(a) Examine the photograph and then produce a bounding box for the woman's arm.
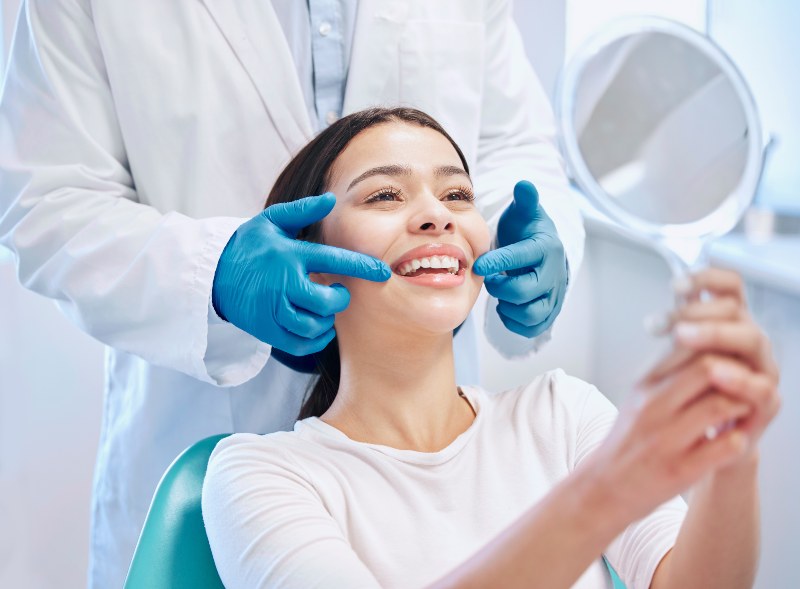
[434,268,779,589]
[653,455,759,589]
[427,456,634,589]
[649,270,780,589]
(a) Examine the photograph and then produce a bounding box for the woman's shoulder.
[480,368,612,420]
[206,430,314,483]
[210,430,297,455]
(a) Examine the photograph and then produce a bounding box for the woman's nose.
[409,197,455,235]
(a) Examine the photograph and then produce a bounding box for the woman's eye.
[443,190,475,202]
[366,190,401,203]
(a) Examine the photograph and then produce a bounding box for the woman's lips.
[391,243,468,288]
[396,267,466,288]
[391,243,467,272]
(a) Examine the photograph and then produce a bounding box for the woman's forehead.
[331,122,466,187]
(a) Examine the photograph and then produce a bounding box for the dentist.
[0,1,584,587]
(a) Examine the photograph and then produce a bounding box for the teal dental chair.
[124,433,626,589]
[124,433,231,589]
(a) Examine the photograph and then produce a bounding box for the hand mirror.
[556,17,764,279]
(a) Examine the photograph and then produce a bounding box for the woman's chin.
[396,308,471,336]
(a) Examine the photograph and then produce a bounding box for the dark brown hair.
[265,107,470,420]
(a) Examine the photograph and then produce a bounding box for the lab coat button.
[319,22,332,36]
[326,111,339,125]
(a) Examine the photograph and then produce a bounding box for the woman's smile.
[391,242,468,288]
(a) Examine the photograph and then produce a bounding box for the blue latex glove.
[212,192,391,356]
[473,180,568,339]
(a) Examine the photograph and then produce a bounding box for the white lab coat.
[0,0,584,586]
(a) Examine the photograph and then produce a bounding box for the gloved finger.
[483,272,549,305]
[472,238,545,276]
[263,192,336,236]
[271,326,337,357]
[496,308,552,339]
[510,180,541,218]
[496,294,554,328]
[288,280,351,316]
[304,242,391,282]
[276,300,335,339]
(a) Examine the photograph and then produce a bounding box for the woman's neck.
[319,324,475,452]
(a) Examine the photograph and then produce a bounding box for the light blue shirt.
[271,0,358,132]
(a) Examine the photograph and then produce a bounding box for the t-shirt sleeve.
[201,434,382,589]
[567,373,688,589]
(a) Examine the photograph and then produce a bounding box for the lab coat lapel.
[200,0,313,153]
[343,0,410,113]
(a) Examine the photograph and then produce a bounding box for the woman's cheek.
[469,216,492,259]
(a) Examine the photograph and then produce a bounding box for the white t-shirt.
[202,369,687,589]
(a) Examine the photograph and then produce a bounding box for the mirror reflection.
[574,31,749,226]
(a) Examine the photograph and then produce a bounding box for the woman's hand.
[585,268,781,524]
[668,269,780,461]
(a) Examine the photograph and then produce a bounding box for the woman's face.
[318,121,491,337]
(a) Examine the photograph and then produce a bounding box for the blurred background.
[1,0,798,587]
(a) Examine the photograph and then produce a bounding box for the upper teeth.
[397,256,460,276]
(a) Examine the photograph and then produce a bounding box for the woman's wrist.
[569,457,638,540]
[707,449,760,487]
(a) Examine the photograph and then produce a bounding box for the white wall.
[1,2,103,587]
[0,261,104,589]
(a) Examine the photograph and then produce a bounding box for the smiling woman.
[201,107,779,589]
[265,107,490,422]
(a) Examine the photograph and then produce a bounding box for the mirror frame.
[556,17,764,240]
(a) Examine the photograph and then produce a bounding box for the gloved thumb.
[510,180,540,219]
[263,192,336,235]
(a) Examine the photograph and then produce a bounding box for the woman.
[201,108,780,588]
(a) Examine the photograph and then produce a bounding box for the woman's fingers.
[678,267,747,303]
[640,353,738,417]
[666,390,752,451]
[704,359,781,437]
[641,352,780,462]
[674,320,776,376]
[646,350,777,412]
[673,296,743,323]
[679,426,750,481]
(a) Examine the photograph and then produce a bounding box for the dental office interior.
[1,0,798,587]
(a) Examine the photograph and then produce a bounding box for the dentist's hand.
[473,180,568,338]
[212,193,391,355]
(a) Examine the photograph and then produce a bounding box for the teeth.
[397,255,461,276]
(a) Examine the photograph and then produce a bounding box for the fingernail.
[674,322,701,342]
[643,312,671,336]
[671,275,693,296]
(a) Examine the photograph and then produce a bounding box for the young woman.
[202,108,780,588]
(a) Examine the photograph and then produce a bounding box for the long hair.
[265,107,470,420]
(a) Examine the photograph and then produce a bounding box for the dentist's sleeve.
[0,0,270,385]
[473,0,585,358]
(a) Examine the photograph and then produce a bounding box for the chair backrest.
[124,433,231,589]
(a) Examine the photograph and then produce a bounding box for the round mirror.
[557,18,764,271]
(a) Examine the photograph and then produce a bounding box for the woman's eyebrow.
[348,165,411,190]
[435,165,471,182]
[347,164,470,191]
